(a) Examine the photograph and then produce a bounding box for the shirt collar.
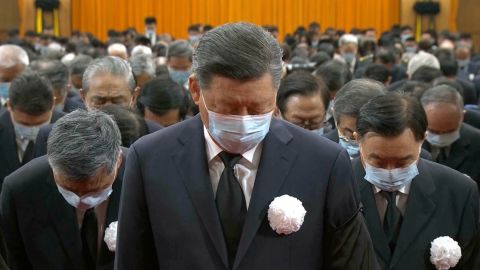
[373,181,412,195]
[203,126,260,165]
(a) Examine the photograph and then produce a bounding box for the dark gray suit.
[115,115,379,270]
[352,158,479,270]
[0,154,125,270]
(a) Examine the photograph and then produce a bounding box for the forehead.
[87,73,131,95]
[424,102,460,119]
[284,94,325,114]
[360,129,419,155]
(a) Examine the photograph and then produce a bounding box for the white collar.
[373,181,412,195]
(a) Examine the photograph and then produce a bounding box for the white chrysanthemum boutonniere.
[104,221,118,252]
[267,195,306,235]
[430,236,462,270]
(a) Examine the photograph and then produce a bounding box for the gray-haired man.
[116,22,378,270]
[0,109,125,270]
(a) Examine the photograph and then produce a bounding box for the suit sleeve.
[0,177,33,270]
[322,150,380,270]
[115,145,159,270]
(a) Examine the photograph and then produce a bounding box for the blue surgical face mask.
[57,184,113,211]
[339,136,360,159]
[310,127,325,136]
[202,92,273,154]
[169,69,191,87]
[0,82,10,101]
[426,130,460,148]
[12,119,50,141]
[342,52,356,63]
[405,46,417,54]
[364,160,419,192]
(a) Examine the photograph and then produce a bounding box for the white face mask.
[202,92,273,154]
[426,130,460,148]
[12,119,50,141]
[57,184,113,211]
[363,161,419,192]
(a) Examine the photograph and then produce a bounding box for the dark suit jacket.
[323,129,433,161]
[0,154,126,270]
[423,123,480,184]
[352,158,479,270]
[115,115,379,270]
[33,118,162,158]
[457,78,477,105]
[464,108,480,130]
[0,110,64,190]
[62,97,86,113]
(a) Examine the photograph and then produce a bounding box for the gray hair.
[107,43,128,57]
[29,59,69,91]
[193,22,283,89]
[70,54,93,77]
[333,78,386,122]
[166,40,193,61]
[0,45,29,68]
[129,54,155,78]
[82,56,136,93]
[47,109,122,181]
[420,85,464,112]
[339,34,359,46]
[407,51,440,77]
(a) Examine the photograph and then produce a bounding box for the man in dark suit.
[421,85,480,184]
[115,22,378,270]
[32,56,162,157]
[0,72,64,190]
[352,92,479,269]
[0,110,125,270]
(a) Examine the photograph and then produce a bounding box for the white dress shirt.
[373,182,411,224]
[15,136,30,162]
[203,127,263,209]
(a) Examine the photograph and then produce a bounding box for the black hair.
[276,71,329,115]
[144,17,157,25]
[9,72,53,115]
[438,58,458,77]
[313,60,352,93]
[100,104,148,147]
[357,92,427,141]
[411,66,442,83]
[137,76,187,120]
[364,64,391,84]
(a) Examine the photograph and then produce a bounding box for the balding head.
[0,45,29,82]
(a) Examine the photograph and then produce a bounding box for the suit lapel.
[352,159,391,266]
[444,136,469,170]
[172,116,229,269]
[233,119,297,270]
[390,159,437,267]
[0,112,21,171]
[45,172,86,270]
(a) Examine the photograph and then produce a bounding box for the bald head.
[0,45,29,82]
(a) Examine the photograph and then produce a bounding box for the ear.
[80,89,86,103]
[273,107,282,118]
[5,99,11,112]
[353,131,359,141]
[130,86,141,107]
[189,74,201,106]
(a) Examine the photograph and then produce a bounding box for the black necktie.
[215,152,246,267]
[381,191,402,253]
[21,140,34,165]
[436,147,448,163]
[81,208,98,269]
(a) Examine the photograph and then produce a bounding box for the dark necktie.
[215,152,246,267]
[436,147,448,163]
[21,140,34,165]
[81,208,98,269]
[381,191,402,253]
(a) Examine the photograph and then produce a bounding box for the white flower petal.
[267,195,306,235]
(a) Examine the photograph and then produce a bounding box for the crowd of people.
[0,17,479,270]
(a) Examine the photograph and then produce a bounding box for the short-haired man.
[276,71,330,135]
[116,22,378,270]
[166,40,194,87]
[129,54,155,88]
[0,110,125,270]
[0,72,63,189]
[352,92,478,269]
[421,85,480,184]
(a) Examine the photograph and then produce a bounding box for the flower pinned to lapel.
[104,221,118,252]
[430,236,462,270]
[267,195,306,235]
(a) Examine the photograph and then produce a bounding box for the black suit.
[33,118,162,158]
[323,129,433,161]
[423,123,480,184]
[0,154,125,270]
[0,110,64,190]
[352,158,479,270]
[62,97,86,113]
[464,108,480,129]
[115,115,379,270]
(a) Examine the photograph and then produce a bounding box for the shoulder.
[419,159,477,192]
[3,156,51,193]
